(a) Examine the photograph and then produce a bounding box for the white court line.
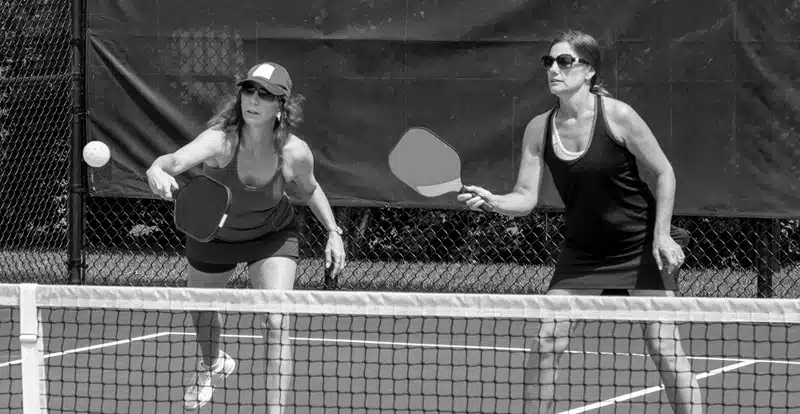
[563,349,800,366]
[559,360,757,414]
[292,336,530,352]
[287,336,800,366]
[0,332,171,369]
[3,332,795,370]
[290,333,799,412]
[0,331,790,414]
[0,331,794,413]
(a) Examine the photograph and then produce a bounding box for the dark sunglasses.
[241,84,279,101]
[541,54,591,69]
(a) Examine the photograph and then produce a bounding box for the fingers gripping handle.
[460,186,494,212]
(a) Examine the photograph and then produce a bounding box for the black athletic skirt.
[548,226,691,293]
[184,216,301,273]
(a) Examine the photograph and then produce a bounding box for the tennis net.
[0,283,798,413]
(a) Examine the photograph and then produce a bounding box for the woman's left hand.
[653,234,685,275]
[325,232,346,277]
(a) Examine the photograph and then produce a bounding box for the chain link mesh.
[0,0,72,284]
[82,198,800,298]
[1,13,798,299]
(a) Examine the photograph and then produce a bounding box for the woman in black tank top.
[457,31,702,413]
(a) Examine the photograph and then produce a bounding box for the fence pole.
[67,0,87,285]
[756,219,779,298]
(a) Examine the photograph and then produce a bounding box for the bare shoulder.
[281,134,313,164]
[601,96,638,122]
[280,134,315,182]
[194,126,230,167]
[599,97,646,145]
[196,125,228,142]
[527,111,551,131]
[522,110,553,153]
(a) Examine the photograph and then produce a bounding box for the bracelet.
[328,225,343,236]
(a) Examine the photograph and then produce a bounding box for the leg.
[523,288,601,413]
[631,289,703,414]
[187,263,235,367]
[249,256,297,414]
[184,261,237,410]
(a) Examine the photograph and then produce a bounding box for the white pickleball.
[83,141,111,168]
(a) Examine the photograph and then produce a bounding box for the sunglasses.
[541,54,591,69]
[241,84,280,101]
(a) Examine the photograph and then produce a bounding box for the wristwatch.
[328,225,344,236]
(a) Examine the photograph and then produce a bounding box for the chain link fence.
[1,5,798,298]
[0,0,73,284]
[79,198,800,298]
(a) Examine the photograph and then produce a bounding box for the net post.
[19,283,47,414]
[67,0,87,285]
[756,218,779,298]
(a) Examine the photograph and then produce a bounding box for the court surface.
[1,308,798,413]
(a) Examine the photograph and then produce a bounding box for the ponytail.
[591,84,612,97]
[590,75,612,97]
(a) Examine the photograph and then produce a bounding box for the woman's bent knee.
[535,320,573,354]
[261,313,291,333]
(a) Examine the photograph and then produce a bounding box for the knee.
[646,339,691,370]
[535,335,569,356]
[534,321,571,354]
[261,314,291,336]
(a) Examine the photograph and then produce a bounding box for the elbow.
[503,203,533,217]
[519,195,537,216]
[657,163,676,181]
[508,190,537,217]
[151,154,176,172]
[289,184,319,205]
[161,154,187,175]
[655,168,676,191]
[305,184,321,202]
[512,203,536,217]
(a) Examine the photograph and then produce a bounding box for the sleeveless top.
[542,95,657,257]
[201,134,296,243]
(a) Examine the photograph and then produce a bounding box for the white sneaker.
[184,350,236,410]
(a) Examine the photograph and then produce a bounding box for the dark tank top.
[201,134,295,243]
[543,95,657,256]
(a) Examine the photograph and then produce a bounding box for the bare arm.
[460,114,547,217]
[146,128,227,199]
[283,137,346,273]
[149,128,227,176]
[283,139,338,230]
[606,99,676,238]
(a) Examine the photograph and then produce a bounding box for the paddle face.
[173,175,232,242]
[389,127,465,197]
[388,127,493,211]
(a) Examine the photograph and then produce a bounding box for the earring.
[276,112,282,121]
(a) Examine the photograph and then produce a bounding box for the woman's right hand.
[146,166,179,201]
[457,185,496,211]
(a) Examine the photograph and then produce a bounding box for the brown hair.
[550,30,612,97]
[207,82,306,153]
